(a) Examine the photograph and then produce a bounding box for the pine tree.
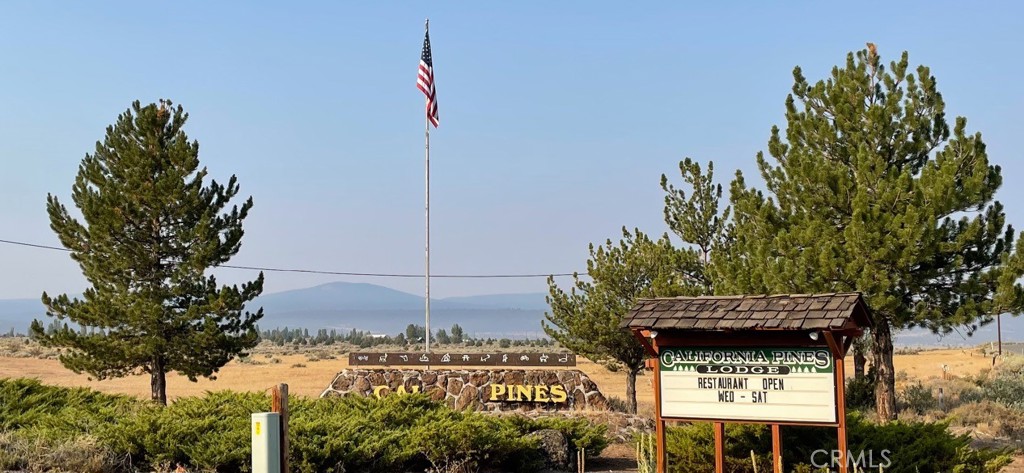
[545,159,726,414]
[31,100,264,405]
[661,158,730,294]
[715,48,1024,420]
[405,324,424,342]
[450,323,464,344]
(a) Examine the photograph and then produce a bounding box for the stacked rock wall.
[321,369,609,412]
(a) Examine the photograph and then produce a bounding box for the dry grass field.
[0,342,994,405]
[885,347,999,381]
[0,346,656,406]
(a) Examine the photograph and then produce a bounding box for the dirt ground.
[1009,457,1024,473]
[1,346,1021,471]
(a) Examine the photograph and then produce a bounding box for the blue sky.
[1,2,1023,300]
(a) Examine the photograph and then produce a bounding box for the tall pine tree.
[545,159,726,413]
[662,158,730,287]
[715,47,1024,420]
[32,100,264,404]
[544,229,685,414]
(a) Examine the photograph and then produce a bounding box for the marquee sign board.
[348,352,576,367]
[659,346,837,424]
[625,294,870,473]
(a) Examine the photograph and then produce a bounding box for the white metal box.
[251,412,281,473]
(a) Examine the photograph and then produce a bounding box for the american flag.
[417,28,439,128]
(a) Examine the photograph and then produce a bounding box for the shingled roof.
[621,293,871,332]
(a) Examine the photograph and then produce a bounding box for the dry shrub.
[948,401,1024,440]
[895,369,910,382]
[976,355,1024,409]
[897,382,937,415]
[0,337,61,359]
[305,351,326,362]
[605,396,630,413]
[995,354,1024,374]
[0,431,122,473]
[904,376,981,412]
[235,354,264,365]
[0,431,20,471]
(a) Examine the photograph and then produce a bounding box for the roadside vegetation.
[0,378,607,473]
[874,353,1024,443]
[659,414,1013,473]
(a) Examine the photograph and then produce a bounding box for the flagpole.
[424,18,432,354]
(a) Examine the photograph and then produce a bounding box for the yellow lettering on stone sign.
[486,384,568,403]
[550,385,568,403]
[396,385,421,395]
[372,383,569,403]
[373,385,421,398]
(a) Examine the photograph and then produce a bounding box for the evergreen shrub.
[0,378,607,473]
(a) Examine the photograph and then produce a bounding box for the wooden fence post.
[272,383,289,473]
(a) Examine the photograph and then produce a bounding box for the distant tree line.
[30,320,107,338]
[258,323,556,349]
[27,317,558,350]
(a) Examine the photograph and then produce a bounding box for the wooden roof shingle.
[620,293,871,332]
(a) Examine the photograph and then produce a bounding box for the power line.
[0,239,64,252]
[0,238,583,279]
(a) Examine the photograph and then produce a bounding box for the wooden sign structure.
[348,352,576,367]
[622,293,871,473]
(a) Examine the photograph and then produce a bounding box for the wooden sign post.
[623,293,872,473]
[271,384,289,473]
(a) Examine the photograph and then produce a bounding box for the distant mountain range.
[2,282,1022,345]
[250,282,550,336]
[894,316,1024,348]
[0,298,49,334]
[0,282,552,338]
